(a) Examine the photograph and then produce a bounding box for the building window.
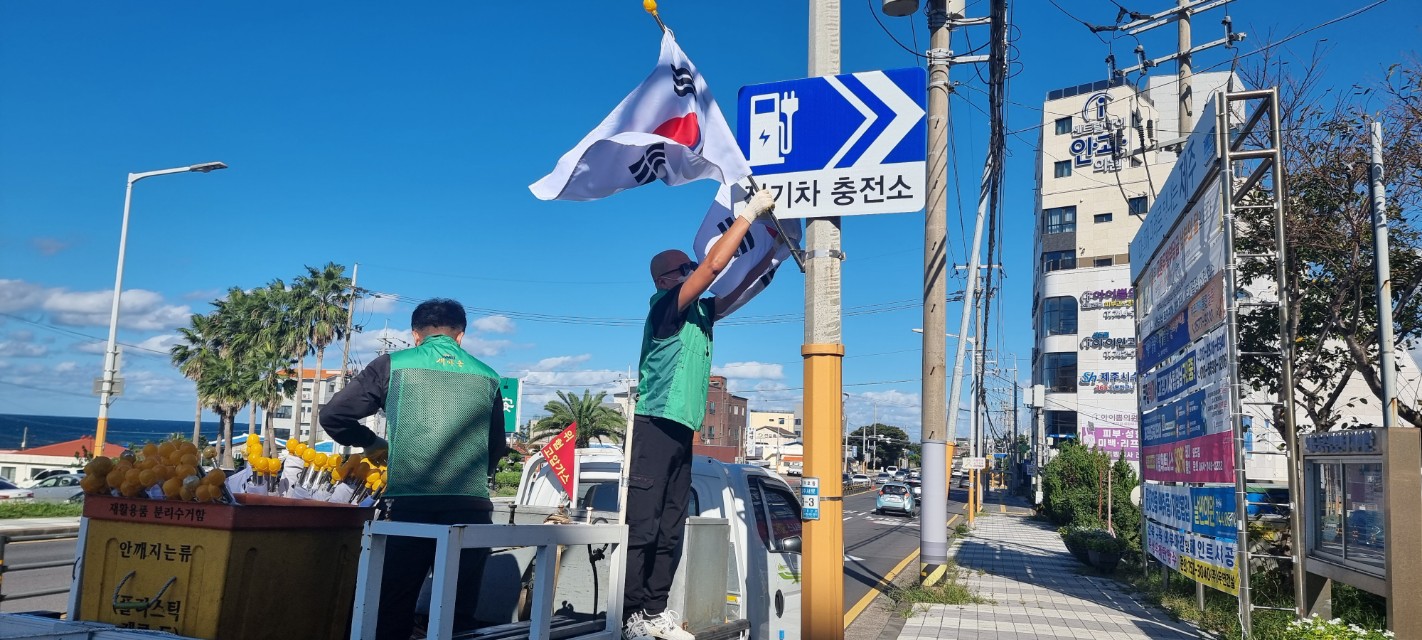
[1128,196,1148,215]
[1045,410,1078,440]
[778,418,785,424]
[1042,352,1077,393]
[1040,296,1077,336]
[1094,212,1112,223]
[1042,250,1076,272]
[1094,257,1114,267]
[1054,117,1072,135]
[1043,206,1076,234]
[1053,160,1072,178]
[709,402,716,415]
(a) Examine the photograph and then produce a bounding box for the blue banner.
[1139,309,1190,373]
[1142,389,1207,447]
[1190,486,1237,540]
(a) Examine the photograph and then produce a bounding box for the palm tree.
[197,349,252,468]
[265,279,314,444]
[170,313,220,444]
[295,262,355,444]
[531,390,626,447]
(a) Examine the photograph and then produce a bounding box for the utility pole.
[1370,121,1399,429]
[802,1,845,637]
[1176,0,1192,136]
[338,263,359,385]
[915,0,959,582]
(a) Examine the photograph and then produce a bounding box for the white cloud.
[0,340,47,357]
[0,279,49,313]
[528,354,593,371]
[462,336,513,357]
[55,361,78,373]
[134,333,182,355]
[43,288,191,330]
[472,315,515,334]
[713,361,785,381]
[74,341,108,355]
[358,293,398,315]
[31,237,69,256]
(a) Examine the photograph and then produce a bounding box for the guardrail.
[0,532,79,608]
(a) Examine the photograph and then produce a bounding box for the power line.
[0,312,170,355]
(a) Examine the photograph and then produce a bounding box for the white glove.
[737,188,776,224]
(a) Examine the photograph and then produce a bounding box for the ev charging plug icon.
[748,91,798,166]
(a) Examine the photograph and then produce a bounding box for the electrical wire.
[867,0,927,59]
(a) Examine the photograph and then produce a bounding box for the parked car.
[30,473,85,503]
[874,472,892,485]
[905,478,922,499]
[908,469,921,480]
[850,474,871,488]
[892,469,908,481]
[0,478,35,501]
[875,482,916,517]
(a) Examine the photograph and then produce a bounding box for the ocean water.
[0,413,227,450]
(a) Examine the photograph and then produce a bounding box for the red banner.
[538,422,578,500]
[1142,430,1234,483]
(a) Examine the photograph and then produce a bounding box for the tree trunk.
[192,393,203,445]
[263,407,276,457]
[248,403,257,437]
[310,347,326,445]
[221,413,234,469]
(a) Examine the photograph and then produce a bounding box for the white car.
[850,474,871,488]
[30,473,85,503]
[0,478,35,502]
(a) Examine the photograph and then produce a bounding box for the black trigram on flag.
[714,215,755,257]
[670,64,695,97]
[628,143,668,185]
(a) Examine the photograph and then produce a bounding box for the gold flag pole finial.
[643,0,667,32]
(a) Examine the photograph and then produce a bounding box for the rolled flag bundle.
[695,182,802,320]
[529,30,750,201]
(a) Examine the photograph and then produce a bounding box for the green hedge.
[493,471,522,489]
[1041,442,1141,552]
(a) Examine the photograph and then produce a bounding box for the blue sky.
[1,1,1415,439]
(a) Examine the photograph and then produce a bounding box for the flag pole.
[643,0,668,32]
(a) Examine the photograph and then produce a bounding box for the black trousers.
[623,414,694,617]
[377,504,493,640]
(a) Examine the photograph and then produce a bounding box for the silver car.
[30,473,85,503]
[0,478,35,502]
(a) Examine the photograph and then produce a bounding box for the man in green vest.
[623,189,776,640]
[322,298,508,640]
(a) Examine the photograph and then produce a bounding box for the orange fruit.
[138,469,157,487]
[162,477,183,498]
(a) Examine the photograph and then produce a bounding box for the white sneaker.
[640,610,695,640]
[622,611,654,640]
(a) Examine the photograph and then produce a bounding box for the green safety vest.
[635,290,713,431]
[384,334,500,499]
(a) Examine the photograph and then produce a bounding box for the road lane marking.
[843,547,918,629]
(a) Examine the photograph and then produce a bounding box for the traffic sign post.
[801,476,821,521]
[737,67,927,218]
[963,457,987,470]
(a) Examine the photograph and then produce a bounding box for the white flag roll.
[695,183,802,320]
[529,31,750,201]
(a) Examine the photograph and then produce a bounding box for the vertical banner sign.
[801,477,820,520]
[500,377,521,434]
[539,422,578,500]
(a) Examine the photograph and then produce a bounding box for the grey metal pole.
[918,0,959,575]
[1177,0,1192,138]
[1218,93,1252,636]
[95,178,137,454]
[1370,121,1398,429]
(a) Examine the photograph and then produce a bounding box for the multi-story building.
[1030,72,1237,467]
[269,368,346,443]
[695,375,748,463]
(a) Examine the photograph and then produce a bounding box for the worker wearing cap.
[622,189,776,640]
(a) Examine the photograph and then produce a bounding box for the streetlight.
[96,162,228,452]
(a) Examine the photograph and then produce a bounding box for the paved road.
[0,537,75,614]
[841,483,970,619]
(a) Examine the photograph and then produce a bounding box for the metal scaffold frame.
[1219,87,1305,636]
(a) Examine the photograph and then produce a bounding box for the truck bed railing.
[353,521,628,640]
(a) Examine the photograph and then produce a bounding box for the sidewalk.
[897,506,1202,639]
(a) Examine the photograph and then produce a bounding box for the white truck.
[483,447,804,640]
